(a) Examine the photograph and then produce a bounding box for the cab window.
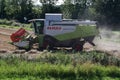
[33,21,44,34]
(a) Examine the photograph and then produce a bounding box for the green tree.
[62,0,90,19]
[61,0,74,18]
[31,5,42,18]
[0,0,6,18]
[4,0,33,22]
[4,0,21,19]
[94,0,120,24]
[72,0,87,19]
[39,0,61,18]
[17,0,33,22]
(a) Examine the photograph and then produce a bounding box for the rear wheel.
[72,44,83,52]
[39,41,54,51]
[43,41,49,49]
[72,41,85,52]
[38,41,48,51]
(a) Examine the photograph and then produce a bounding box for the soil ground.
[0,28,16,50]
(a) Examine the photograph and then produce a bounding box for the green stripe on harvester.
[55,25,99,41]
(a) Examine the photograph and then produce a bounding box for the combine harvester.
[10,13,99,51]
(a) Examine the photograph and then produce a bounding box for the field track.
[0,28,16,50]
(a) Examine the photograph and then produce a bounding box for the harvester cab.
[30,19,44,34]
[10,13,99,51]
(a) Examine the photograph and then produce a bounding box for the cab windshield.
[31,21,44,34]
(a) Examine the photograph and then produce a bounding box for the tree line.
[0,0,120,25]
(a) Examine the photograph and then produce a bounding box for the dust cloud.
[93,26,120,56]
